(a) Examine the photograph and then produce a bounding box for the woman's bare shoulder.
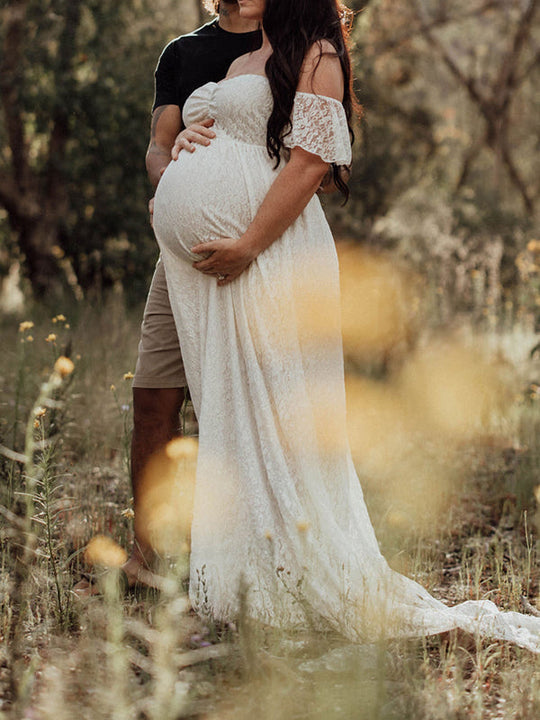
[310,39,339,59]
[224,52,256,78]
[298,41,344,100]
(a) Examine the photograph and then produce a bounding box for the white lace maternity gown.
[153,74,540,652]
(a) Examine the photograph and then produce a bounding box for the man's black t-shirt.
[153,19,262,114]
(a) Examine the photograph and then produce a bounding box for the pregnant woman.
[153,0,540,651]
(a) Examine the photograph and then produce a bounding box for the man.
[74,2,261,596]
[130,0,345,589]
[127,1,261,588]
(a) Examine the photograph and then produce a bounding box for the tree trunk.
[8,205,64,299]
[0,0,82,300]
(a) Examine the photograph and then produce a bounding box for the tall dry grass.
[1,243,540,719]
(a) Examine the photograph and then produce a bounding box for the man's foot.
[72,558,166,599]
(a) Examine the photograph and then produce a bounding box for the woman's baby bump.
[153,140,271,262]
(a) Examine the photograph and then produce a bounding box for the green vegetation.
[1,1,540,717]
[1,0,539,309]
[1,255,540,717]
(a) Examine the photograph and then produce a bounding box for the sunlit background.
[1,1,540,718]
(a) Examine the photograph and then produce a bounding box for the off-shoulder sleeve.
[283,92,352,165]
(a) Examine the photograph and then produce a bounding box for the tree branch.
[516,46,540,86]
[372,1,506,57]
[499,130,534,212]
[493,0,539,114]
[45,0,83,206]
[0,173,40,222]
[0,0,29,189]
[413,2,490,112]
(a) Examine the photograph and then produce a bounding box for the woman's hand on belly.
[171,119,216,160]
[191,237,257,286]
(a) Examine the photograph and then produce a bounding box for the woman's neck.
[218,5,259,34]
[260,29,272,53]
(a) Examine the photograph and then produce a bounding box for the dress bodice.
[183,74,352,164]
[183,74,272,148]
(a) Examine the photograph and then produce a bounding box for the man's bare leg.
[122,386,186,584]
[73,386,185,596]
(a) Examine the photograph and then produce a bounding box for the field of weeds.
[1,244,540,720]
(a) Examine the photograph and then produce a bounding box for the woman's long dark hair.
[263,0,358,201]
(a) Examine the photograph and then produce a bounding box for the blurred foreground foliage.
[1,250,540,719]
[0,0,539,311]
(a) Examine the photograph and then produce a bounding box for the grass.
[1,264,540,719]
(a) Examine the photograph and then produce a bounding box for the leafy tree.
[344,0,540,223]
[0,0,201,301]
[1,0,538,305]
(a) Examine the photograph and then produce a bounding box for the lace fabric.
[152,75,540,653]
[284,92,352,165]
[182,75,352,165]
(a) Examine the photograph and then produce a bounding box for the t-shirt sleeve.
[153,41,180,111]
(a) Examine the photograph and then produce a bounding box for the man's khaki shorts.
[133,258,187,389]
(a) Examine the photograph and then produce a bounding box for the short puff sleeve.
[283,92,352,165]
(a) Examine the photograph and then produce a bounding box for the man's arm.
[145,105,182,188]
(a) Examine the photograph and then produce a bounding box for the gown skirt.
[152,74,540,651]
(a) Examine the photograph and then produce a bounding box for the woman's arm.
[192,147,328,283]
[192,43,347,285]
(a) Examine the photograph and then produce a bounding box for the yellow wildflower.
[110,384,116,391]
[121,508,135,519]
[19,321,34,332]
[26,335,34,343]
[84,535,128,568]
[54,356,75,378]
[165,437,198,461]
[34,407,47,418]
[45,333,57,343]
[123,372,134,380]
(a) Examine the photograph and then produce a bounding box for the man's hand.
[191,237,256,286]
[171,119,216,160]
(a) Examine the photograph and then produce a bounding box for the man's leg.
[123,257,190,585]
[74,260,188,595]
[74,259,188,595]
[122,385,185,581]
